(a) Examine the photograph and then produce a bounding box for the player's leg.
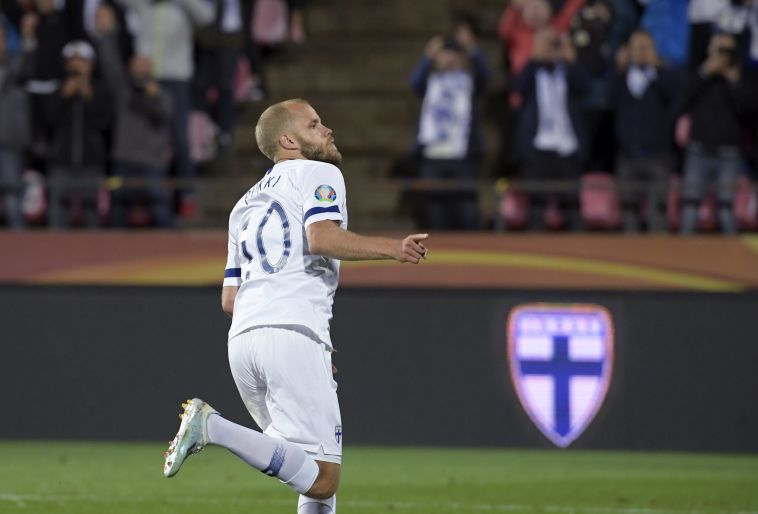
[204,411,323,494]
[205,411,341,501]
[163,328,317,492]
[297,442,340,510]
[163,395,325,495]
[163,327,342,500]
[210,326,341,499]
[249,326,342,500]
[298,490,337,513]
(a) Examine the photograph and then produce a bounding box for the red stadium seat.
[189,110,217,164]
[253,0,288,44]
[544,195,565,230]
[499,188,529,229]
[580,173,621,230]
[698,193,717,231]
[674,115,691,149]
[734,176,758,231]
[127,207,151,227]
[497,189,567,230]
[98,185,110,223]
[21,169,46,224]
[666,175,680,229]
[234,57,256,103]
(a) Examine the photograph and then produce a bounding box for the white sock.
[298,494,336,513]
[206,413,319,494]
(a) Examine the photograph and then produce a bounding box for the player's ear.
[279,133,299,151]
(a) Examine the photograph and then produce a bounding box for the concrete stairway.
[206,0,506,230]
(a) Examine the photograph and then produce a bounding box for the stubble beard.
[300,140,343,166]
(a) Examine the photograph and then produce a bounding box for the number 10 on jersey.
[241,201,292,276]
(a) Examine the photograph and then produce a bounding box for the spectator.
[46,40,112,228]
[0,18,34,229]
[746,68,758,180]
[514,28,589,231]
[570,0,638,170]
[679,33,748,235]
[193,0,244,155]
[92,1,137,59]
[410,29,491,230]
[711,0,758,70]
[571,0,615,77]
[239,0,267,102]
[613,29,677,232]
[498,0,586,79]
[748,2,758,69]
[117,0,213,219]
[688,0,730,70]
[94,5,174,228]
[20,0,73,164]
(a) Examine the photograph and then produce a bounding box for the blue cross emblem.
[335,425,342,444]
[519,335,604,437]
[508,305,614,448]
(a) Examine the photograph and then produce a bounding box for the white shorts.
[228,326,342,464]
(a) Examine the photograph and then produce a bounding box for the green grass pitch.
[1,442,756,514]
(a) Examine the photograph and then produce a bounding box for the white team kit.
[222,158,348,463]
[164,101,424,511]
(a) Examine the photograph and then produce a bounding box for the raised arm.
[307,221,428,263]
[94,8,128,95]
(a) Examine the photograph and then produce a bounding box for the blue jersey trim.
[304,205,341,222]
[224,268,242,278]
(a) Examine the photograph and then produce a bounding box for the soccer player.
[162,99,429,513]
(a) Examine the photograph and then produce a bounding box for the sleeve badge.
[315,184,337,203]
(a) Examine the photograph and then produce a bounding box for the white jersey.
[223,159,348,349]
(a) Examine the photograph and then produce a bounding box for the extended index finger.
[408,233,429,242]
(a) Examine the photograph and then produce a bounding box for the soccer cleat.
[163,398,217,477]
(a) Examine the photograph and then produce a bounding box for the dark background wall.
[1,286,756,452]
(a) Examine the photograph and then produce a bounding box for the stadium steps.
[234,94,420,155]
[207,0,506,230]
[306,0,505,38]
[264,38,503,95]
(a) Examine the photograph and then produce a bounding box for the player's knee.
[306,462,340,499]
[306,484,337,500]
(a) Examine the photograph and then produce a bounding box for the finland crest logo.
[508,304,614,448]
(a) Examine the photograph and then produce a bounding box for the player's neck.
[275,152,307,164]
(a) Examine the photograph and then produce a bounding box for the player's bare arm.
[307,220,429,263]
[221,285,238,317]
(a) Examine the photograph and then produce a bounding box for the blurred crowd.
[411,0,758,234]
[0,0,308,229]
[3,0,758,235]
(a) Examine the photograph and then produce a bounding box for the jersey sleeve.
[223,214,242,287]
[301,163,347,228]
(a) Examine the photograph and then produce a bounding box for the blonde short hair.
[255,99,310,161]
